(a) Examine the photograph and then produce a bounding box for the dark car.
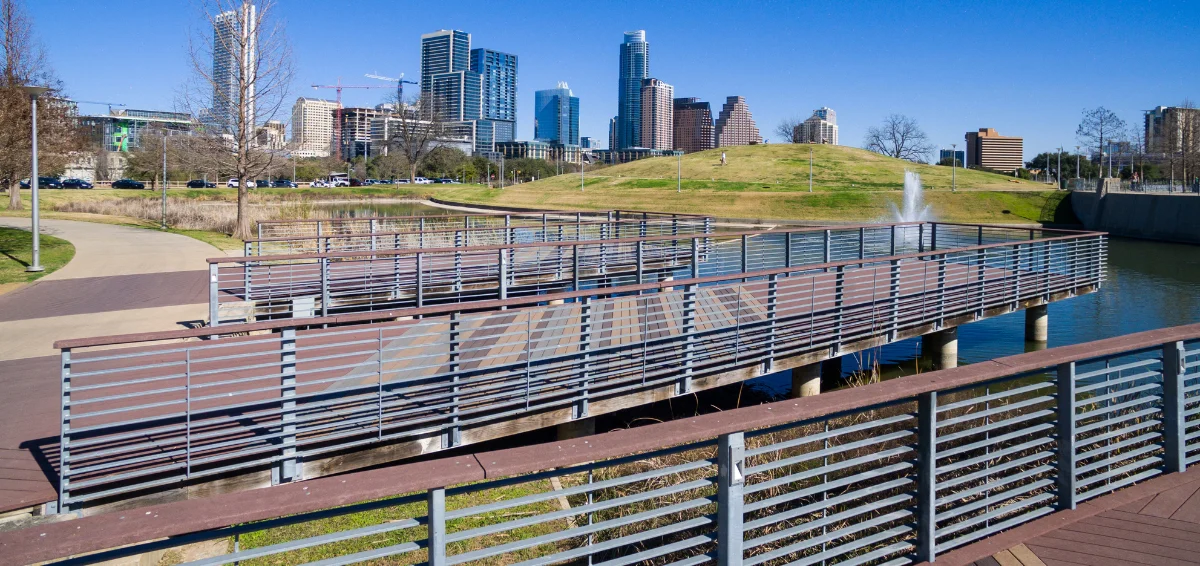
[271,179,297,188]
[349,178,364,187]
[111,179,146,189]
[62,178,93,189]
[186,180,216,188]
[255,180,270,189]
[19,176,62,189]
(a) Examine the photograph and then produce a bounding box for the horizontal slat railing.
[58,228,1106,511]
[244,216,713,256]
[210,222,1074,326]
[19,322,1200,566]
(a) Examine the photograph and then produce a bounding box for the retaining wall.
[1071,189,1200,244]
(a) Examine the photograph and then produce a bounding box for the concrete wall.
[1071,189,1200,244]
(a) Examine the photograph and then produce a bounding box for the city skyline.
[28,0,1200,159]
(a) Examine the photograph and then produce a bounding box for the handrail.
[10,321,1197,565]
[254,208,703,226]
[245,217,709,245]
[60,226,1103,349]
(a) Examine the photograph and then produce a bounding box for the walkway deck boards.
[958,469,1200,566]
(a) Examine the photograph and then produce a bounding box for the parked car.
[331,178,350,187]
[255,180,270,189]
[186,180,216,188]
[413,177,432,184]
[438,178,458,184]
[271,179,297,188]
[396,179,411,184]
[112,179,145,189]
[309,180,329,188]
[364,179,380,185]
[349,178,365,187]
[62,178,93,189]
[227,178,239,188]
[19,176,63,189]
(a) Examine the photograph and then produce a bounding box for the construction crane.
[364,72,419,102]
[311,79,391,159]
[73,100,128,114]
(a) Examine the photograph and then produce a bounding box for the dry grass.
[52,198,283,234]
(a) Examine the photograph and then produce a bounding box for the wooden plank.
[1086,514,1200,542]
[1035,528,1198,565]
[1023,544,1136,566]
[1061,518,1200,552]
[1169,480,1200,524]
[1007,544,1047,566]
[991,549,1023,566]
[1101,509,1200,534]
[1137,479,1200,518]
[974,557,1001,566]
[1113,494,1154,514]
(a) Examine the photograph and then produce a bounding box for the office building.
[340,106,392,159]
[429,71,481,122]
[370,113,473,158]
[714,96,762,147]
[672,97,714,153]
[580,136,594,149]
[77,108,194,152]
[470,48,517,143]
[211,4,256,133]
[964,128,1023,173]
[420,30,471,96]
[639,78,673,150]
[608,116,617,150]
[290,97,339,157]
[534,82,579,145]
[255,120,286,150]
[496,140,551,160]
[794,107,838,145]
[616,30,650,149]
[1146,105,1200,154]
[939,149,965,166]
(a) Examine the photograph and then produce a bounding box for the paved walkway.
[0,218,217,515]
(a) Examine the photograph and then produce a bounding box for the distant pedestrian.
[720,152,726,166]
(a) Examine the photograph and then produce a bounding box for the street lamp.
[21,85,49,272]
[676,152,681,193]
[951,143,957,192]
[809,147,813,193]
[1075,145,1080,179]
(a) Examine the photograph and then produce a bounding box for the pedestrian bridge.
[54,222,1105,512]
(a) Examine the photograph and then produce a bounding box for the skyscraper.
[534,82,579,145]
[429,71,481,121]
[673,97,714,153]
[212,4,256,133]
[609,116,617,150]
[617,30,650,149]
[715,96,762,147]
[471,48,518,142]
[794,107,838,145]
[420,30,471,97]
[640,79,673,150]
[290,97,340,157]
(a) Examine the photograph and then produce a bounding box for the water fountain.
[890,170,933,222]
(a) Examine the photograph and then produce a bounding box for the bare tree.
[0,0,77,209]
[1180,99,1199,184]
[774,116,803,143]
[1075,107,1126,178]
[384,93,450,182]
[181,0,293,238]
[863,114,935,163]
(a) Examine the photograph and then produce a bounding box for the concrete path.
[0,218,219,515]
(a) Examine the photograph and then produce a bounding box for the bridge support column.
[821,356,842,383]
[922,327,958,369]
[789,363,821,398]
[1025,304,1048,343]
[557,417,595,440]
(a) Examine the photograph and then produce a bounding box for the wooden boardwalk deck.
[928,468,1200,566]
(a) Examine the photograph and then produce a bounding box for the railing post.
[833,265,844,349]
[917,391,938,563]
[717,432,745,566]
[577,296,592,419]
[975,248,986,318]
[1011,244,1021,307]
[681,250,698,396]
[823,229,831,263]
[930,223,937,251]
[454,230,463,291]
[1057,361,1077,510]
[936,254,947,325]
[636,240,644,290]
[572,244,580,292]
[209,262,220,327]
[498,248,509,302]
[278,327,297,484]
[444,312,462,448]
[889,224,896,256]
[977,225,984,246]
[370,218,378,251]
[889,258,900,340]
[416,252,425,308]
[316,221,324,252]
[765,273,778,372]
[1164,341,1186,473]
[320,257,330,317]
[740,234,748,281]
[858,226,865,261]
[428,488,446,566]
[918,223,925,253]
[785,231,793,270]
[418,217,425,248]
[57,348,71,514]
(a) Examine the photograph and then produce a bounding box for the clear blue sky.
[30,0,1200,160]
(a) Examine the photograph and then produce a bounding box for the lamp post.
[1056,146,1063,189]
[22,85,49,272]
[161,135,167,229]
[677,151,681,193]
[951,143,957,192]
[1075,145,1081,179]
[580,158,584,192]
[809,147,813,193]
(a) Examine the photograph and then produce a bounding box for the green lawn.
[0,225,75,284]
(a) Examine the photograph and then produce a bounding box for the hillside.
[437,144,1068,224]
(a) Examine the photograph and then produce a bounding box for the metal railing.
[18,321,1199,565]
[210,223,1072,326]
[1117,181,1200,194]
[57,227,1106,511]
[244,216,714,256]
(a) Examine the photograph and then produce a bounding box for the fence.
[244,216,714,257]
[57,227,1106,512]
[1118,181,1200,194]
[210,222,1073,326]
[15,321,1199,566]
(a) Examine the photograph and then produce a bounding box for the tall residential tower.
[211,4,256,132]
[715,96,762,147]
[640,78,674,150]
[471,48,518,143]
[672,97,714,153]
[616,31,650,149]
[534,82,579,145]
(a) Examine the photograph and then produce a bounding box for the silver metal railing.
[244,216,715,256]
[26,321,1198,565]
[57,229,1106,511]
[209,222,1069,326]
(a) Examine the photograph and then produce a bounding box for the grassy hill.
[433,144,1072,224]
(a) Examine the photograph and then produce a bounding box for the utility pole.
[677,152,681,193]
[1075,146,1080,179]
[500,156,505,189]
[580,159,584,191]
[951,143,957,192]
[1057,146,1062,189]
[161,135,168,230]
[809,147,813,192]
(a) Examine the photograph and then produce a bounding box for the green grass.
[429,145,1073,224]
[0,226,75,284]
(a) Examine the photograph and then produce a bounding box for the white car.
[227,178,239,188]
[332,178,350,187]
[309,180,329,188]
[413,177,432,184]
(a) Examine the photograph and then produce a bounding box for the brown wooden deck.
[926,467,1200,566]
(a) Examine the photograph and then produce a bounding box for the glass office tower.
[534,82,579,145]
[616,30,649,149]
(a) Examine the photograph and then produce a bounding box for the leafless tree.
[862,114,935,163]
[0,0,78,209]
[1076,107,1126,178]
[180,0,293,238]
[774,116,803,143]
[1179,99,1199,184]
[383,93,451,182]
